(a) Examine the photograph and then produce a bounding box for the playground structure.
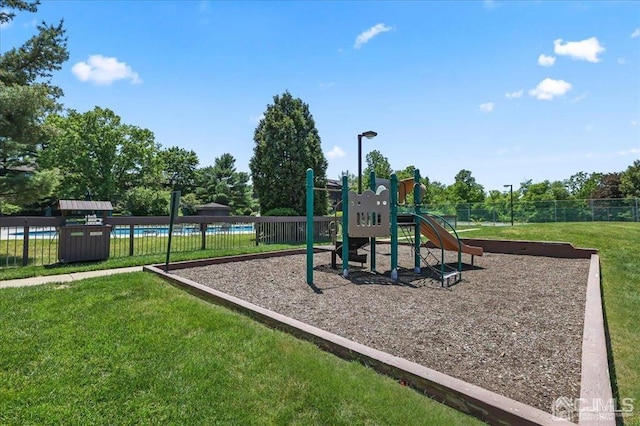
[306,168,483,287]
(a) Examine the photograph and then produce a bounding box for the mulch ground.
[173,244,590,413]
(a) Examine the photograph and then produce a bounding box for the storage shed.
[196,202,231,216]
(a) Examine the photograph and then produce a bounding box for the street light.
[357,130,377,193]
[504,184,513,226]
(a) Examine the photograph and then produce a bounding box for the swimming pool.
[8,224,255,238]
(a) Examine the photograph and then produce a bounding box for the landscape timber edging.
[459,239,597,259]
[578,254,615,426]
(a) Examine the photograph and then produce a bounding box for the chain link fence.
[424,198,640,225]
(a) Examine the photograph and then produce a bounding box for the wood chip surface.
[174,245,589,412]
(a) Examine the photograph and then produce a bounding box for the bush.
[262,207,299,217]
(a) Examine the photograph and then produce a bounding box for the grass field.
[0,243,302,281]
[461,222,640,425]
[0,273,480,425]
[1,222,638,424]
[1,231,259,270]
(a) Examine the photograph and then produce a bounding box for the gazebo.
[196,202,231,216]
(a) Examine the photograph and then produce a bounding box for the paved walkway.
[0,266,144,289]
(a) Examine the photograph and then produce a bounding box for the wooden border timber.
[144,239,612,426]
[459,239,597,259]
[579,255,615,426]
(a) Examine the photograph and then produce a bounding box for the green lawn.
[0,244,300,281]
[0,273,480,425]
[461,222,640,425]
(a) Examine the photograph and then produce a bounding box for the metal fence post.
[22,218,29,266]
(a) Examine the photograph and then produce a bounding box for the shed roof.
[198,202,230,210]
[58,200,113,211]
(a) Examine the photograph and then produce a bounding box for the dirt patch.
[174,244,589,412]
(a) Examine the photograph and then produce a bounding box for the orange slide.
[417,214,483,257]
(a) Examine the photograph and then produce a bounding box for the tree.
[121,187,170,216]
[159,146,199,193]
[565,172,601,200]
[0,0,68,211]
[249,91,328,215]
[448,169,485,203]
[362,149,392,190]
[194,154,252,215]
[520,180,569,202]
[40,107,161,201]
[620,160,640,198]
[590,173,623,199]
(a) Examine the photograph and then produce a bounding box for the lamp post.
[357,130,377,194]
[504,184,513,226]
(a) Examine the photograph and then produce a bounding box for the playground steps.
[324,237,369,268]
[335,237,369,264]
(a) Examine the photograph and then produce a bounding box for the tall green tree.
[447,169,485,203]
[565,172,601,200]
[40,107,161,201]
[620,160,640,198]
[159,146,199,193]
[362,149,393,190]
[520,180,569,202]
[195,153,251,214]
[249,91,328,215]
[0,0,68,212]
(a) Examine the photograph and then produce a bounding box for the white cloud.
[505,90,523,99]
[618,58,626,65]
[479,102,494,113]
[619,148,640,156]
[326,146,346,159]
[529,78,572,100]
[553,37,605,63]
[632,28,640,38]
[497,145,522,155]
[354,23,392,49]
[538,54,556,67]
[631,120,638,126]
[570,93,587,103]
[585,124,593,132]
[318,82,335,88]
[483,0,498,10]
[72,55,141,85]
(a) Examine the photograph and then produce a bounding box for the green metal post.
[390,174,398,281]
[369,170,376,272]
[165,190,181,273]
[342,175,349,278]
[413,169,421,273]
[306,169,314,285]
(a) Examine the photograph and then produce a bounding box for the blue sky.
[2,0,639,192]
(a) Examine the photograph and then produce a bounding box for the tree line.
[2,2,639,217]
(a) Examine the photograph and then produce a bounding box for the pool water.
[9,224,255,238]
